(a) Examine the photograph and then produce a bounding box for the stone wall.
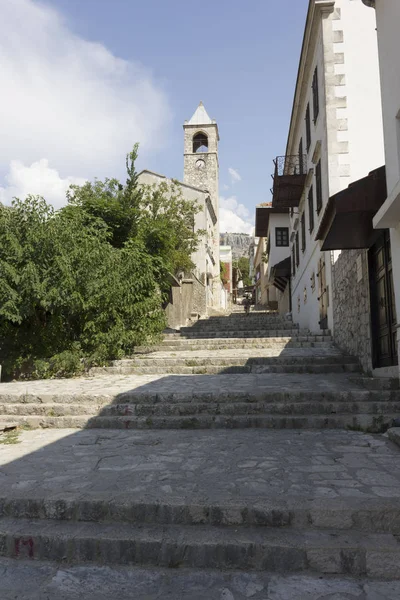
[191,273,207,318]
[332,249,373,374]
[165,281,193,330]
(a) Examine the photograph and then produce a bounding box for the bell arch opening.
[193,132,208,153]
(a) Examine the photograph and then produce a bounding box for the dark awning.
[255,206,289,237]
[271,256,291,292]
[315,166,387,251]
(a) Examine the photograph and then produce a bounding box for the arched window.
[193,132,208,153]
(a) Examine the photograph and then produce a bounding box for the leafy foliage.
[0,195,165,379]
[236,256,252,287]
[0,146,204,380]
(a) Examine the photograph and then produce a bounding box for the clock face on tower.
[196,159,206,170]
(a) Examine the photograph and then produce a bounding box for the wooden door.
[369,230,398,368]
[317,257,328,330]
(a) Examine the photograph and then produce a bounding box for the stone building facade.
[332,249,373,374]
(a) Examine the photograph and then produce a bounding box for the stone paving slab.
[0,372,372,398]
[1,429,400,506]
[1,558,400,599]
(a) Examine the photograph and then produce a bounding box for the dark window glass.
[292,245,296,276]
[275,227,289,247]
[305,104,311,151]
[316,160,323,214]
[308,186,314,233]
[312,67,319,124]
[301,213,306,253]
[295,232,299,267]
[298,138,304,175]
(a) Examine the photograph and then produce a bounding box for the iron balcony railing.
[271,154,308,208]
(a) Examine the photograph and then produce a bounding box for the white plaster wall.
[374,0,400,192]
[266,214,291,280]
[337,0,384,182]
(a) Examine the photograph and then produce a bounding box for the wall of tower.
[183,123,221,309]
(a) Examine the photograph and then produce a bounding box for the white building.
[363,0,400,374]
[255,206,291,314]
[137,170,216,317]
[273,0,384,334]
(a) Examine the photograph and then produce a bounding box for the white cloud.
[228,167,242,184]
[219,196,253,234]
[221,183,230,191]
[0,0,171,206]
[0,160,86,208]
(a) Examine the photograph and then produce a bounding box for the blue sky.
[0,0,309,233]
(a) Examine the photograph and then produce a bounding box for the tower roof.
[187,101,213,125]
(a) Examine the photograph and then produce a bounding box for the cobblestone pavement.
[1,428,400,502]
[1,558,400,599]
[0,372,370,397]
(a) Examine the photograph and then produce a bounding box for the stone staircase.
[0,311,399,432]
[90,312,357,376]
[1,310,400,592]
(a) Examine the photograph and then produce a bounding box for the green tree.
[0,195,165,379]
[236,256,252,287]
[67,146,204,283]
[0,144,205,380]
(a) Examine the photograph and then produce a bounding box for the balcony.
[271,155,307,208]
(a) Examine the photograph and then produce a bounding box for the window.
[316,160,322,213]
[305,104,311,151]
[312,67,319,124]
[292,245,296,276]
[298,138,304,175]
[193,131,208,153]
[301,213,306,253]
[295,232,299,267]
[308,186,315,233]
[275,227,289,247]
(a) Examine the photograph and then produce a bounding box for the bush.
[0,197,165,380]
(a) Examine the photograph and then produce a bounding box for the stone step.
[2,412,396,430]
[2,494,400,534]
[1,400,399,418]
[2,388,398,405]
[189,321,297,329]
[122,355,356,367]
[179,329,315,338]
[163,336,333,344]
[90,363,361,376]
[138,342,336,352]
[1,518,399,577]
[3,559,400,599]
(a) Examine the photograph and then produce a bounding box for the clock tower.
[183,102,220,307]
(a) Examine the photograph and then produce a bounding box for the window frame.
[301,213,306,253]
[316,160,323,214]
[312,67,319,124]
[298,138,304,175]
[292,245,296,277]
[308,185,315,233]
[275,227,289,248]
[305,103,311,151]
